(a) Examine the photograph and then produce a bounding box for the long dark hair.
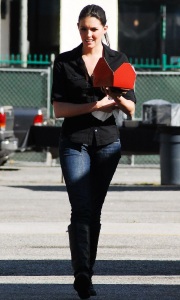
[78,4,110,47]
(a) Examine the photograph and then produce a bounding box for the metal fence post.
[162,54,167,71]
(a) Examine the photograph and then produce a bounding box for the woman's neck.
[82,43,103,57]
[82,44,104,77]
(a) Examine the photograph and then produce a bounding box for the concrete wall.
[60,0,118,53]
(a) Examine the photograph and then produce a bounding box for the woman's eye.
[80,28,98,32]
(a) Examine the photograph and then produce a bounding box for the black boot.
[68,223,91,299]
[89,224,101,296]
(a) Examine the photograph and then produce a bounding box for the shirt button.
[95,129,97,132]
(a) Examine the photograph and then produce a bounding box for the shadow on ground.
[0,260,180,299]
[1,260,180,276]
[0,283,179,300]
[8,185,180,192]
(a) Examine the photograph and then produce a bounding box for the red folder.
[93,57,136,90]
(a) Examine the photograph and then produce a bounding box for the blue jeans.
[59,137,121,225]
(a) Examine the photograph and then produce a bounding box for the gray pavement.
[0,162,180,299]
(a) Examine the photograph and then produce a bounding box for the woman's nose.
[87,30,92,37]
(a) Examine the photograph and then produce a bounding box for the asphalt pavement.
[0,162,180,300]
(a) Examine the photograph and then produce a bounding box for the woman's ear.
[104,25,108,33]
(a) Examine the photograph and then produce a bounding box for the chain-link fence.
[135,71,180,118]
[0,67,51,164]
[1,68,180,165]
[128,71,180,165]
[0,67,51,108]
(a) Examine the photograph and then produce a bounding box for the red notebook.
[93,57,136,90]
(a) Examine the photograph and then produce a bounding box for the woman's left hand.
[101,87,135,118]
[102,87,128,100]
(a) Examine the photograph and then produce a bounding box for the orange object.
[0,109,6,129]
[93,57,136,90]
[33,110,43,126]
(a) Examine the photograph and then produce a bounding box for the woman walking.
[51,4,136,299]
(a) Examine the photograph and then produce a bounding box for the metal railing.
[129,54,180,71]
[1,53,180,71]
[0,54,52,66]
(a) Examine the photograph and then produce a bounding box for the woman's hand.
[96,96,117,113]
[102,87,128,100]
[101,87,135,117]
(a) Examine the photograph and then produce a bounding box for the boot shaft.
[90,224,101,273]
[68,223,90,275]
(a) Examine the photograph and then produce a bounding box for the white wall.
[0,0,10,56]
[60,0,118,53]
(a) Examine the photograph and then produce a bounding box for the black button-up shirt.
[51,43,136,146]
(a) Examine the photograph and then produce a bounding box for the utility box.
[160,127,180,185]
[171,104,180,126]
[142,99,180,126]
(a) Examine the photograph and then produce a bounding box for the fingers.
[105,97,115,104]
[101,87,107,94]
[102,86,129,96]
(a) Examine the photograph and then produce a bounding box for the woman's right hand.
[97,96,117,113]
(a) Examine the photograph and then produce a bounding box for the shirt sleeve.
[124,89,137,103]
[51,57,67,104]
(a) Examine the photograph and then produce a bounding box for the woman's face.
[78,16,107,49]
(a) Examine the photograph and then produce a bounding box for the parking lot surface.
[0,163,180,299]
